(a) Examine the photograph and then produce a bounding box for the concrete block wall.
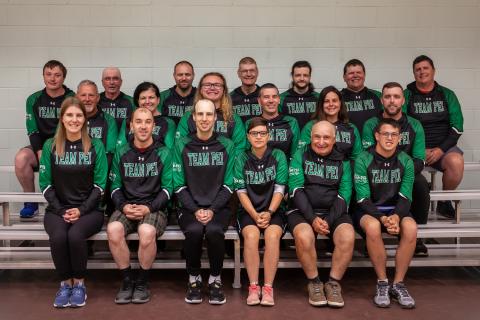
[0,0,479,206]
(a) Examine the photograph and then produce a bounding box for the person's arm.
[361,117,377,150]
[289,149,316,223]
[26,92,43,153]
[210,138,235,212]
[350,124,363,159]
[438,87,463,152]
[409,117,426,175]
[231,114,247,152]
[173,138,200,213]
[297,121,312,151]
[116,119,128,148]
[354,152,383,218]
[289,117,300,159]
[39,139,63,214]
[148,147,173,212]
[270,149,288,212]
[327,160,352,226]
[394,153,414,219]
[110,147,129,211]
[175,111,192,139]
[164,117,177,149]
[105,113,119,155]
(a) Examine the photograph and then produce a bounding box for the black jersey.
[118,114,176,149]
[341,87,382,135]
[279,88,320,129]
[230,86,262,123]
[159,86,197,125]
[87,110,118,155]
[98,92,135,129]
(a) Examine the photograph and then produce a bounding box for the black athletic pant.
[44,210,104,280]
[411,173,430,225]
[178,207,231,277]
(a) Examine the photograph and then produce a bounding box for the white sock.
[377,279,388,284]
[189,274,202,283]
[208,274,221,284]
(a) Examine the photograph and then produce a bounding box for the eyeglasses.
[239,69,257,75]
[248,131,268,137]
[379,131,400,138]
[201,83,224,89]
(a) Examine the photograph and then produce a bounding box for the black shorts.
[429,146,463,171]
[353,206,413,237]
[237,209,286,233]
[286,210,352,239]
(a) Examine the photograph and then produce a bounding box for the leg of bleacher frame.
[232,238,241,288]
[455,200,461,245]
[1,202,10,247]
[430,171,437,212]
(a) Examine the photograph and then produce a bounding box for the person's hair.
[258,83,279,96]
[77,79,98,93]
[382,81,404,93]
[133,82,161,108]
[312,85,349,123]
[290,60,314,91]
[375,118,401,133]
[413,55,435,70]
[194,72,233,122]
[174,60,194,73]
[343,58,365,75]
[247,117,268,133]
[53,97,91,157]
[43,60,67,78]
[238,57,257,67]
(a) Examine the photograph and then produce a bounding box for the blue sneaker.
[53,282,72,308]
[70,282,87,307]
[20,202,39,219]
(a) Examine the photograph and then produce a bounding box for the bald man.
[288,121,355,308]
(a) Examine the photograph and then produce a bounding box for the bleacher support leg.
[232,238,241,288]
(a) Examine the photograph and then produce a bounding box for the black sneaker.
[208,280,226,305]
[437,201,455,219]
[414,239,429,257]
[185,280,203,304]
[131,281,150,304]
[115,278,135,304]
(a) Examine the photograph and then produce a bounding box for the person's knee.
[400,218,417,242]
[107,222,125,244]
[264,227,282,244]
[49,231,68,246]
[138,224,157,248]
[443,153,464,175]
[14,149,34,170]
[205,223,224,241]
[362,218,382,240]
[242,227,260,245]
[294,225,315,251]
[334,224,355,250]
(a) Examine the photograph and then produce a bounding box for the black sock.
[121,266,132,281]
[308,275,321,284]
[137,267,150,284]
[329,276,340,283]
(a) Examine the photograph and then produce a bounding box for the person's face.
[258,88,280,117]
[292,66,311,91]
[101,69,122,95]
[323,91,341,119]
[77,84,99,115]
[413,60,435,87]
[193,100,217,134]
[174,64,194,90]
[62,105,85,136]
[381,87,404,117]
[343,65,365,91]
[138,88,160,113]
[43,66,65,91]
[247,125,269,150]
[199,75,224,104]
[237,63,258,87]
[375,124,400,153]
[311,125,335,156]
[131,110,154,143]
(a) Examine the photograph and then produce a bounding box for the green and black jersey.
[234,147,288,212]
[354,148,414,218]
[176,110,246,152]
[362,113,425,174]
[230,86,262,123]
[87,110,118,155]
[298,120,362,160]
[341,87,382,135]
[117,114,176,149]
[173,133,235,213]
[279,88,320,129]
[26,86,75,153]
[109,140,172,212]
[403,81,463,151]
[39,138,108,215]
[98,92,135,129]
[245,115,300,159]
[159,86,196,125]
[289,145,352,223]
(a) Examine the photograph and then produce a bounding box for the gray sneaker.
[373,281,390,308]
[390,282,415,309]
[132,281,150,304]
[115,278,134,304]
[307,281,327,307]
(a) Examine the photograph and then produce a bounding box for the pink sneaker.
[246,284,261,306]
[260,286,274,306]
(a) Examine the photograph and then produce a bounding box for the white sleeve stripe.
[223,185,233,194]
[162,189,171,200]
[42,185,52,196]
[175,186,188,194]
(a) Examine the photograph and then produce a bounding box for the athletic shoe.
[260,286,274,306]
[114,278,134,304]
[131,281,150,304]
[70,282,87,307]
[414,239,429,257]
[246,284,261,306]
[373,280,390,308]
[20,202,38,219]
[208,280,226,305]
[185,280,203,304]
[324,280,344,308]
[53,282,72,308]
[437,201,455,219]
[307,280,327,307]
[389,282,415,309]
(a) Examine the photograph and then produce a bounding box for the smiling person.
[231,57,262,123]
[176,72,246,152]
[15,60,75,219]
[298,86,362,161]
[173,99,235,305]
[117,82,176,149]
[354,118,417,309]
[39,97,108,308]
[234,117,288,306]
[404,55,464,219]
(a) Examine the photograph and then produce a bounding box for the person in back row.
[231,57,262,123]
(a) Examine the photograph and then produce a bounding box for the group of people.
[14,55,464,309]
